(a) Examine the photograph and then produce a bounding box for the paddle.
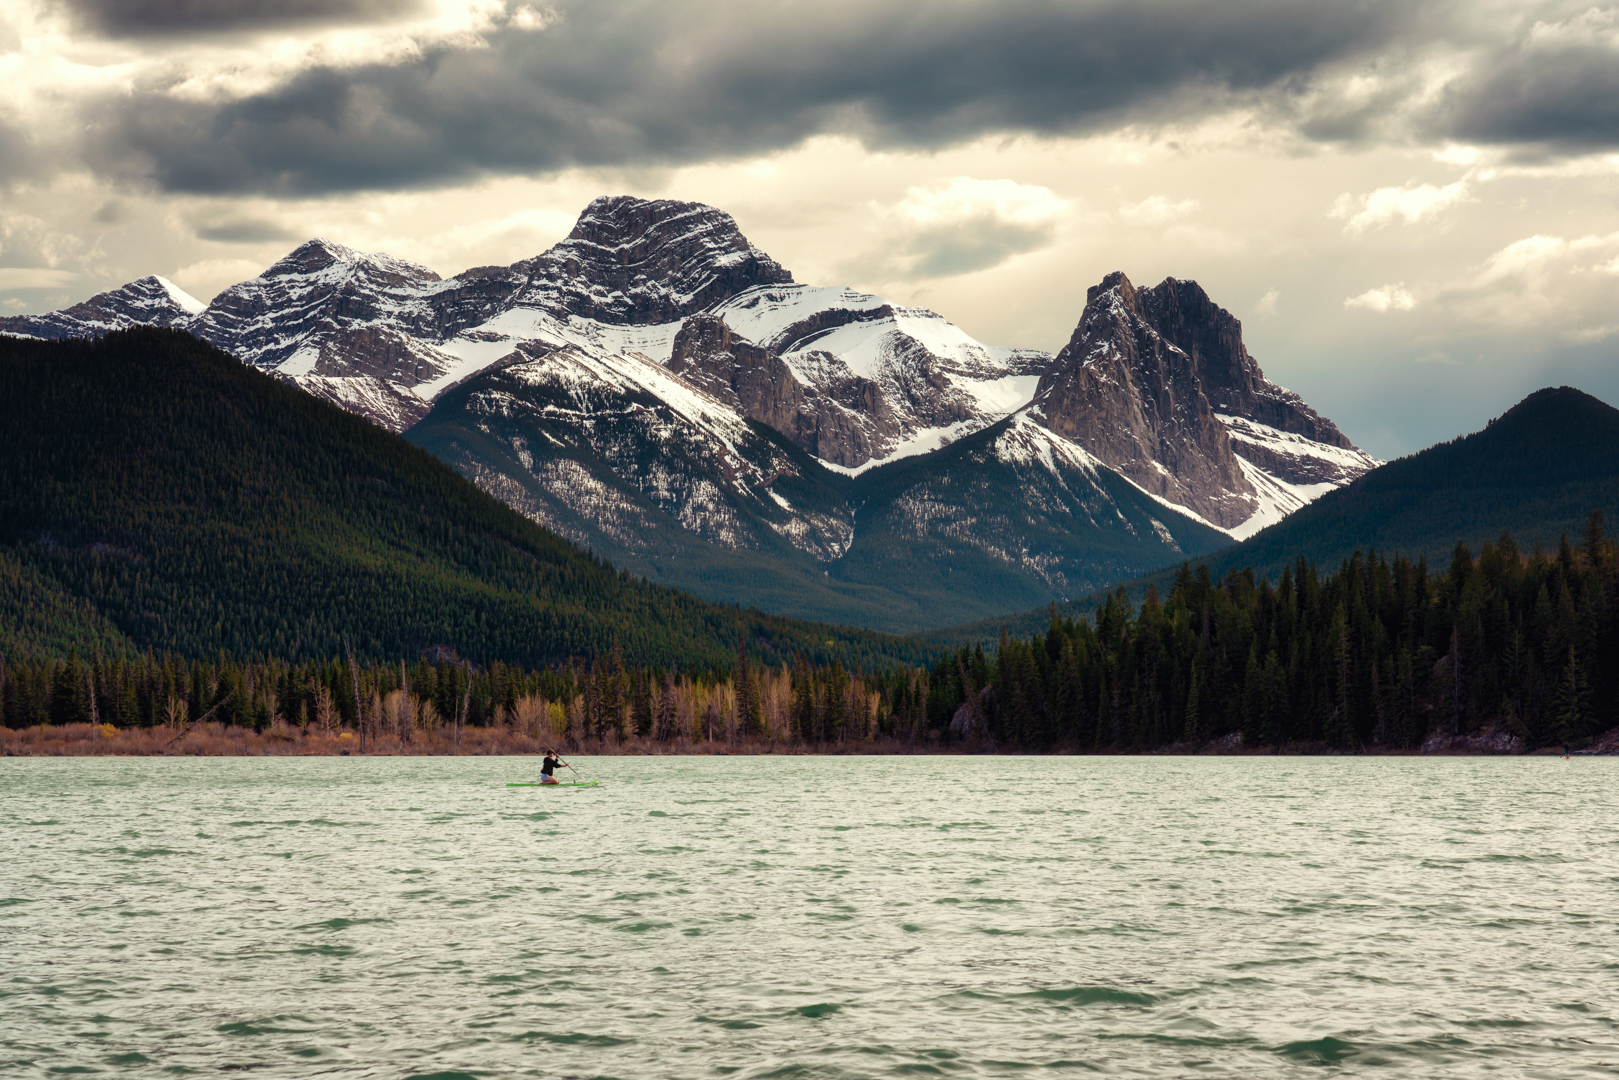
[548,748,588,784]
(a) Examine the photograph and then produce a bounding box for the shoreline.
[4,722,1613,758]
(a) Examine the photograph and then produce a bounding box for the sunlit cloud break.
[1344,283,1417,312]
[1331,179,1471,235]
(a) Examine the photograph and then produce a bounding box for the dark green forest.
[0,329,929,671]
[925,518,1617,752]
[0,638,931,750]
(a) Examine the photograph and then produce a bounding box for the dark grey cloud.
[900,219,1056,280]
[59,0,423,37]
[1431,37,1619,155]
[0,118,45,184]
[92,199,130,223]
[193,217,298,243]
[86,0,1418,196]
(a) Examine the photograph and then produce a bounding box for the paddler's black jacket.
[541,755,560,776]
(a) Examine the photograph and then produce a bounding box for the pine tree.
[631,668,654,737]
[1552,648,1592,747]
[656,671,677,741]
[735,637,763,738]
[1182,657,1201,745]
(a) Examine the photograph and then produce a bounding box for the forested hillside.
[926,520,1616,751]
[0,329,930,670]
[1222,387,1619,579]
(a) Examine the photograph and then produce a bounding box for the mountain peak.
[263,238,441,283]
[1033,271,1378,533]
[1496,385,1609,423]
[517,195,793,325]
[1086,270,1137,307]
[143,275,207,315]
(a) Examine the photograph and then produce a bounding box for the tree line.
[0,637,931,750]
[924,514,1616,751]
[6,517,1613,753]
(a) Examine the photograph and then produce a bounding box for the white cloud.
[1332,179,1471,234]
[1432,145,1482,165]
[1475,234,1569,284]
[1561,324,1618,344]
[1118,195,1198,225]
[1344,283,1417,312]
[1526,7,1619,48]
[0,267,77,289]
[1424,230,1619,336]
[894,177,1068,227]
[1255,288,1279,315]
[1472,231,1619,287]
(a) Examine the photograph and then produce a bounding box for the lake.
[2,755,1614,1078]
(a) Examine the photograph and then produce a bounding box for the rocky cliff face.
[185,239,461,430]
[667,313,901,467]
[1033,273,1380,536]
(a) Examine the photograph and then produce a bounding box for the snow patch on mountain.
[153,276,206,315]
[1227,457,1338,542]
[1218,414,1383,484]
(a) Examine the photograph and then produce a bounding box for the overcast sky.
[4,0,1619,458]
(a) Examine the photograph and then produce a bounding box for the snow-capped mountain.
[0,196,1378,629]
[705,285,1049,469]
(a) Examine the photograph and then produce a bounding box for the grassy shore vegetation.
[5,519,1615,756]
[0,640,932,756]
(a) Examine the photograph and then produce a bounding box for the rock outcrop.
[511,196,795,326]
[1033,272,1379,533]
[667,314,898,468]
[1033,273,1258,528]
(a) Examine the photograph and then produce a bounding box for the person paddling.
[540,749,563,785]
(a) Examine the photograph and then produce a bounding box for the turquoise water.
[2,755,1615,1078]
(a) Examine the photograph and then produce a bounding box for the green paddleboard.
[506,780,600,787]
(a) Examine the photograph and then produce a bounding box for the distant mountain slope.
[922,386,1619,647]
[0,328,931,669]
[831,414,1230,625]
[1222,386,1619,576]
[0,275,204,339]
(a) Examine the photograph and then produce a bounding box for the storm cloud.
[58,0,424,37]
[85,0,1419,196]
[1433,23,1619,154]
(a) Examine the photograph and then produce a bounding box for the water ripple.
[1,755,1614,1077]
